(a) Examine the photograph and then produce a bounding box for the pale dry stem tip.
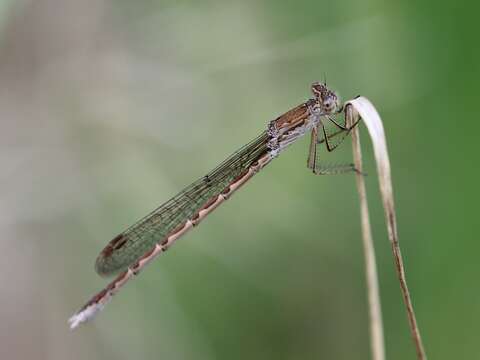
[345,97,427,360]
[345,101,385,360]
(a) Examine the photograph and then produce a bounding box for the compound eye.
[324,100,333,112]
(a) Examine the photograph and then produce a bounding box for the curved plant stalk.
[345,97,427,360]
[345,103,385,360]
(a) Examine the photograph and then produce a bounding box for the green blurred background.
[0,0,477,359]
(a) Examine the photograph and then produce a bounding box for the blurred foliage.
[0,0,478,359]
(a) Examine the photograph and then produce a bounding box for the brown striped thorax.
[267,82,340,156]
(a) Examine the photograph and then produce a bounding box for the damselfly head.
[311,82,340,115]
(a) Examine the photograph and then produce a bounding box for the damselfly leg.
[307,110,361,175]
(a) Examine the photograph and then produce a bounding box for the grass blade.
[345,97,427,360]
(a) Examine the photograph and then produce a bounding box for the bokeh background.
[1,1,478,359]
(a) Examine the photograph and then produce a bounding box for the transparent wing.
[95,131,269,277]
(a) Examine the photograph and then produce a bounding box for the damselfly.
[69,82,359,329]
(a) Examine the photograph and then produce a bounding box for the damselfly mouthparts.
[69,82,359,329]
